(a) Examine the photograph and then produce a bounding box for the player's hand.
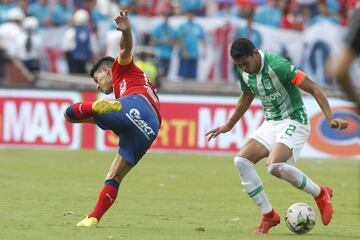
[329,118,348,130]
[114,10,130,32]
[206,124,232,141]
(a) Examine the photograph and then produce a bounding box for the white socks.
[234,157,273,214]
[267,163,321,198]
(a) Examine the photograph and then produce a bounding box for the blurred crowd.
[1,0,359,29]
[0,0,359,87]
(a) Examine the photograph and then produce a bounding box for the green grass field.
[0,149,359,240]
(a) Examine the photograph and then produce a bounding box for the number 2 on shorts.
[285,124,296,136]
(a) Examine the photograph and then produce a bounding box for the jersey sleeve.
[270,53,305,86]
[236,68,251,92]
[113,57,134,76]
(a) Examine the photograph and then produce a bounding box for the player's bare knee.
[266,163,285,178]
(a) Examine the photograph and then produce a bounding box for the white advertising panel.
[0,89,81,149]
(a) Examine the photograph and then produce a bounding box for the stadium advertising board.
[0,89,357,158]
[97,95,264,154]
[0,89,81,149]
[97,95,360,159]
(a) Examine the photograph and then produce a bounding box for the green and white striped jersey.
[237,50,308,124]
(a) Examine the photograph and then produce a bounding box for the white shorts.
[250,119,310,161]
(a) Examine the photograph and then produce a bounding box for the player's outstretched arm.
[334,46,360,111]
[298,77,348,130]
[114,10,132,63]
[206,91,254,141]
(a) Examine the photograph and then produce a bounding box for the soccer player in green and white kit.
[206,38,348,234]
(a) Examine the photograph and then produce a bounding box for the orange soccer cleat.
[315,186,333,225]
[253,209,280,234]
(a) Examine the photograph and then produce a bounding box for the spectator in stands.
[296,0,318,17]
[178,0,205,16]
[0,8,25,59]
[326,0,340,17]
[62,9,98,74]
[234,8,262,48]
[135,47,159,87]
[281,1,305,31]
[308,1,339,26]
[299,4,314,28]
[177,11,206,80]
[135,0,157,16]
[96,0,120,18]
[0,0,16,24]
[216,2,233,18]
[155,0,175,16]
[254,0,282,28]
[231,1,257,19]
[18,16,42,75]
[28,0,52,27]
[51,0,73,26]
[83,0,106,31]
[150,13,177,79]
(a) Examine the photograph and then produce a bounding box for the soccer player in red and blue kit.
[64,10,161,227]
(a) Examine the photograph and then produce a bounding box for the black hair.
[230,38,256,60]
[89,56,115,77]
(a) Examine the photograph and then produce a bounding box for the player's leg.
[266,121,333,225]
[234,121,280,234]
[77,154,132,227]
[235,139,280,234]
[266,143,321,197]
[77,95,160,228]
[64,99,122,122]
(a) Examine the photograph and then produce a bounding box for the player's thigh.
[116,96,160,167]
[237,138,270,164]
[249,120,276,153]
[267,120,310,164]
[266,142,292,165]
[237,121,275,164]
[106,154,133,183]
[93,102,131,132]
[118,117,159,167]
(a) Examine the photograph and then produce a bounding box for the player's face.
[233,50,260,74]
[93,67,113,94]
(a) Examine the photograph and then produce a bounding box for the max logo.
[308,107,360,156]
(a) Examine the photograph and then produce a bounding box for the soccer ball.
[285,203,316,234]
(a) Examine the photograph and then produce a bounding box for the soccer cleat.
[315,186,333,225]
[92,99,122,114]
[76,217,99,227]
[253,210,280,234]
